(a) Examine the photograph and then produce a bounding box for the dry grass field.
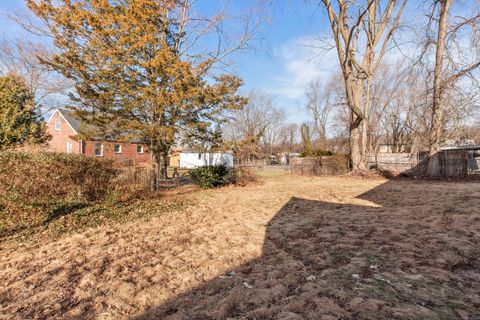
[1,173,479,320]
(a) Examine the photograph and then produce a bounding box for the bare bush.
[232,167,259,186]
[291,155,349,176]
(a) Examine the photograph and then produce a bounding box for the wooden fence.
[368,148,480,177]
[115,150,480,180]
[367,152,427,175]
[115,167,190,187]
[233,159,266,168]
[439,148,480,177]
[290,156,349,176]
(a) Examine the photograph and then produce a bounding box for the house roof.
[58,109,81,133]
[51,108,147,144]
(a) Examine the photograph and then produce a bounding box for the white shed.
[179,151,234,169]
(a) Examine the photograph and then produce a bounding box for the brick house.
[46,109,151,167]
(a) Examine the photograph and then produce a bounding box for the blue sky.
[0,0,477,123]
[225,1,334,122]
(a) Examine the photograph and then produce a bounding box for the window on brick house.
[94,143,103,156]
[114,144,122,154]
[66,141,73,153]
[54,118,61,130]
[137,145,144,154]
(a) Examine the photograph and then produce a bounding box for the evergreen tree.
[0,74,48,150]
[27,0,246,187]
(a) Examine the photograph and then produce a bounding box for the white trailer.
[179,152,234,169]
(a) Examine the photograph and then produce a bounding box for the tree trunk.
[160,153,168,179]
[362,75,372,164]
[346,77,367,171]
[427,0,451,177]
[151,150,169,191]
[361,109,369,166]
[350,121,366,171]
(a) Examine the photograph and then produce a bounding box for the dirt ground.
[1,173,479,320]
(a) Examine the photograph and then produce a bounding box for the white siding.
[179,152,234,169]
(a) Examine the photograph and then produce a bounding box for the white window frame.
[66,141,73,154]
[114,144,122,154]
[54,118,61,131]
[94,143,104,157]
[137,145,144,154]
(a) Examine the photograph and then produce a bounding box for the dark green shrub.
[189,165,230,189]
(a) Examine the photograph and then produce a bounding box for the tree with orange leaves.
[27,0,250,188]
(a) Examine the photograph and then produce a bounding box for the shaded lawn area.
[1,175,479,320]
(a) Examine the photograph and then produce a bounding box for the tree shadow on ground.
[132,179,480,320]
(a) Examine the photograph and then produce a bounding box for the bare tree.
[224,90,284,161]
[365,61,417,154]
[0,38,70,114]
[379,81,421,153]
[305,78,334,148]
[319,0,408,170]
[426,0,480,175]
[262,107,286,155]
[279,123,299,153]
